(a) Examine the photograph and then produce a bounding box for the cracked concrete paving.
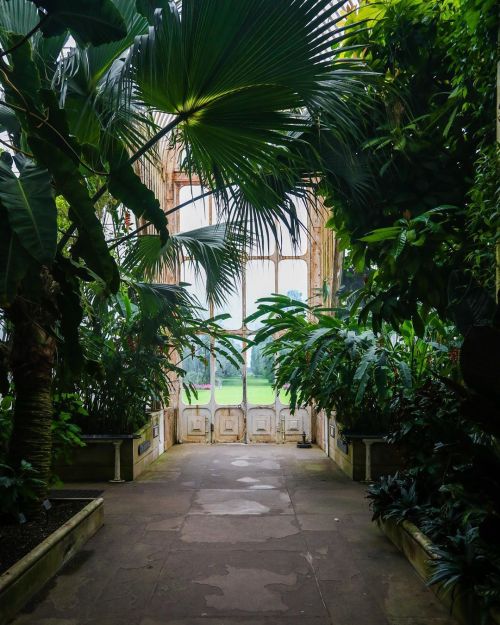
[11,444,458,625]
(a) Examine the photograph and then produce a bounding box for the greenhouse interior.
[0,1,498,624]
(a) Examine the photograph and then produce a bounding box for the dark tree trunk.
[8,269,59,511]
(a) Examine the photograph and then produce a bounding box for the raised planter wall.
[329,433,365,480]
[380,518,500,625]
[56,413,162,482]
[0,498,103,625]
[326,420,401,481]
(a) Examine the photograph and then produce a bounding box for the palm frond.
[122,223,246,307]
[0,0,38,49]
[125,0,368,248]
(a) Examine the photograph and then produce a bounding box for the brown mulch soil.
[0,500,87,575]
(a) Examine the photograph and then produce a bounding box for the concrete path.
[14,444,457,625]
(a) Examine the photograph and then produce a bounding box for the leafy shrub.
[74,285,242,434]
[368,378,500,619]
[367,473,420,524]
[248,295,457,434]
[51,393,86,467]
[0,461,44,521]
[0,394,13,462]
[429,528,500,625]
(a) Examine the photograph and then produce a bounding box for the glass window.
[278,259,307,303]
[180,337,211,405]
[181,262,209,319]
[214,287,243,330]
[278,386,291,405]
[246,335,275,405]
[212,188,275,256]
[245,260,275,330]
[276,259,307,404]
[214,339,243,405]
[279,196,308,256]
[249,227,276,257]
[179,185,210,232]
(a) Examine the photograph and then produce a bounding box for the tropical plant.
[0,461,44,521]
[0,0,367,509]
[50,393,86,465]
[367,473,420,524]
[428,528,500,625]
[320,0,498,330]
[368,377,500,621]
[248,295,455,433]
[72,281,242,433]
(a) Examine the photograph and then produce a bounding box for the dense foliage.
[324,0,498,616]
[249,0,499,616]
[73,284,241,433]
[0,0,367,511]
[321,0,498,330]
[249,295,457,433]
[367,379,500,623]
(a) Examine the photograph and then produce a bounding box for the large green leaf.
[25,130,119,291]
[30,0,128,45]
[129,0,363,226]
[0,215,30,305]
[52,0,152,154]
[0,160,57,264]
[107,141,168,242]
[136,0,170,23]
[2,27,120,291]
[0,0,38,46]
[52,256,84,376]
[0,104,20,136]
[134,0,353,112]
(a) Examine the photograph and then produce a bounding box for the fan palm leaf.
[125,0,368,245]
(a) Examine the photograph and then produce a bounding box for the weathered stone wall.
[55,415,161,481]
[163,407,177,449]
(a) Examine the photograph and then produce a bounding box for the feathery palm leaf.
[123,223,246,307]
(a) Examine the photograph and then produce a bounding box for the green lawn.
[181,375,290,406]
[247,375,275,405]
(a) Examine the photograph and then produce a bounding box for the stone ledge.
[0,498,104,625]
[380,517,500,625]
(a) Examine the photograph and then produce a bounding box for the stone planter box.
[380,518,500,625]
[0,498,103,625]
[327,424,401,481]
[55,413,161,482]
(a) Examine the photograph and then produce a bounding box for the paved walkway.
[14,444,456,625]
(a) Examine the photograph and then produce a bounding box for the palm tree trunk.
[496,32,499,301]
[8,270,58,511]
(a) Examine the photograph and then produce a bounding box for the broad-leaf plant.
[0,0,367,509]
